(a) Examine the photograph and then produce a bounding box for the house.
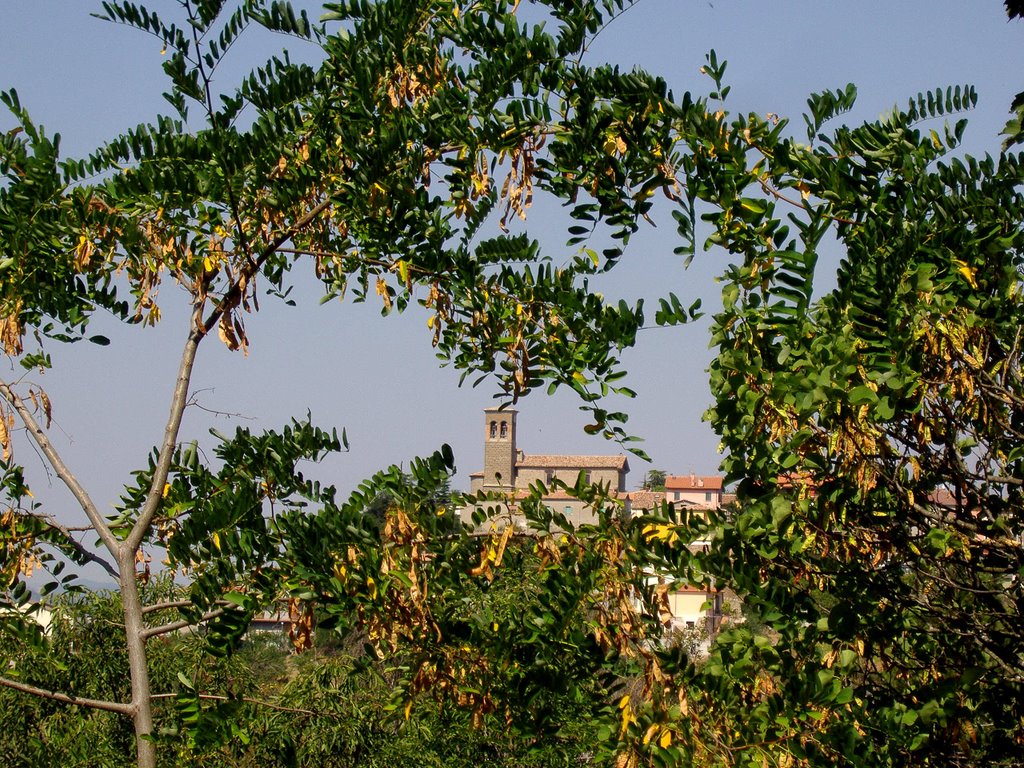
[465,409,723,638]
[627,477,727,636]
[663,474,725,509]
[467,407,628,526]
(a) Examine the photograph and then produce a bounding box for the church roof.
[517,454,629,470]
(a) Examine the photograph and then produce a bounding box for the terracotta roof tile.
[517,454,629,470]
[625,490,666,510]
[664,475,724,491]
[928,489,958,508]
[521,488,624,501]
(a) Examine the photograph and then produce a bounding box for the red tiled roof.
[521,488,624,501]
[517,454,629,470]
[625,490,665,510]
[928,489,958,508]
[664,475,723,491]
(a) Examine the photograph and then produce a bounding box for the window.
[489,421,497,438]
[674,491,681,501]
[564,505,573,516]
[500,421,508,438]
[705,491,713,502]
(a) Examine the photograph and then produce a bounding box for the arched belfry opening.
[483,407,517,490]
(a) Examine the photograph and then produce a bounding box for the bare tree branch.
[0,675,133,715]
[141,598,233,615]
[150,691,326,717]
[37,512,120,580]
[200,197,332,338]
[126,333,200,553]
[140,606,226,639]
[0,379,120,560]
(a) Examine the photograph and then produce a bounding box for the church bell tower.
[482,407,517,491]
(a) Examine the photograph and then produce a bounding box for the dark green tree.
[642,469,667,491]
[0,1,689,765]
[643,41,1024,768]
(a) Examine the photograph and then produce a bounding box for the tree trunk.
[120,554,156,768]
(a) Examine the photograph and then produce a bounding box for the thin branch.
[201,197,332,337]
[984,475,1024,487]
[0,379,120,559]
[39,513,120,580]
[130,198,334,552]
[126,333,200,553]
[186,389,255,420]
[0,675,133,715]
[755,175,857,226]
[140,606,226,640]
[140,599,192,615]
[141,598,232,615]
[150,691,326,717]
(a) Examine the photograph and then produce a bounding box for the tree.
[9,3,1021,767]
[649,43,1024,768]
[0,1,688,765]
[641,469,667,491]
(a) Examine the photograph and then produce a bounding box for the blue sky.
[1,1,1022,521]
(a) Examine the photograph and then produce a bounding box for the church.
[467,407,629,525]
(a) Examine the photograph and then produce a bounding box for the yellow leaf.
[619,696,634,737]
[954,260,978,289]
[212,531,221,550]
[659,729,672,748]
[162,483,171,498]
[396,259,410,287]
[642,724,659,745]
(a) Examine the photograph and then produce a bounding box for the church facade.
[467,407,628,525]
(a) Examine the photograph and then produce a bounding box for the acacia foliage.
[0,576,602,768]
[0,1,695,765]
[661,54,1024,768]
[3,2,1023,767]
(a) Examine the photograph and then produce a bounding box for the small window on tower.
[490,421,497,438]
[500,421,508,438]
